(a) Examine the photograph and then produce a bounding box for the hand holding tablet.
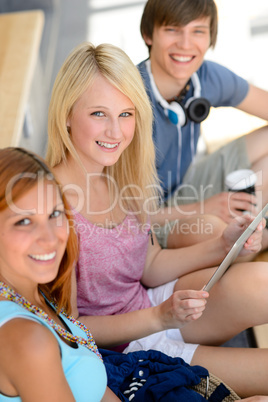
[203,203,268,292]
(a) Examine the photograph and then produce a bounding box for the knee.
[251,261,268,283]
[221,261,268,294]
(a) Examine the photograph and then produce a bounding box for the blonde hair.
[47,42,160,221]
[0,147,78,314]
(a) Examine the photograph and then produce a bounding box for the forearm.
[142,235,227,287]
[151,203,201,226]
[78,306,161,347]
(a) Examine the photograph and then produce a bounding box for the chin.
[38,270,58,285]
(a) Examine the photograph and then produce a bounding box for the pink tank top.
[72,210,152,317]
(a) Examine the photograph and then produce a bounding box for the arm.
[151,83,264,226]
[151,191,257,225]
[236,83,268,121]
[0,319,75,402]
[71,216,262,348]
[71,266,208,347]
[142,214,264,288]
[102,387,121,401]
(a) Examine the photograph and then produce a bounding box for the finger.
[229,191,257,204]
[243,238,262,253]
[228,195,257,216]
[174,290,209,301]
[246,225,263,243]
[235,213,255,227]
[234,204,257,215]
[245,233,261,246]
[259,218,266,230]
[244,241,262,252]
[185,309,205,321]
[180,299,208,311]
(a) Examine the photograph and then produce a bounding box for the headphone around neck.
[146,60,211,127]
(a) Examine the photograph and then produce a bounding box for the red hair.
[0,147,78,314]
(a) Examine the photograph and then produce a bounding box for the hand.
[156,289,209,330]
[203,192,257,223]
[222,214,264,256]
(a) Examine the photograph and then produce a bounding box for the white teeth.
[96,141,119,149]
[29,251,56,261]
[172,55,192,62]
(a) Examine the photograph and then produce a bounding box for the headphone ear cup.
[186,98,211,123]
[169,101,187,126]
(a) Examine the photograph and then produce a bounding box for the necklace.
[0,281,102,361]
[167,80,191,104]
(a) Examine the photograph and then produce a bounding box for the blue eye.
[50,210,64,219]
[15,218,31,226]
[92,111,104,117]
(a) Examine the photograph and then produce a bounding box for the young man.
[137,0,268,249]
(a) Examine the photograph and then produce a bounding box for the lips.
[96,141,120,149]
[170,55,194,63]
[29,251,56,261]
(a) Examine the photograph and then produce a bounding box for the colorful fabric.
[0,282,102,360]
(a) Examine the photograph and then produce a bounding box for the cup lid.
[225,169,257,190]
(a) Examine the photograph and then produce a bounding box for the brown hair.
[0,147,78,314]
[140,0,218,51]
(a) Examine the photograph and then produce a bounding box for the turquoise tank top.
[0,301,107,401]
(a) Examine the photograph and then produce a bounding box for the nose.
[37,222,58,246]
[177,31,191,49]
[105,118,122,140]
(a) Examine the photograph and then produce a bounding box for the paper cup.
[225,169,256,195]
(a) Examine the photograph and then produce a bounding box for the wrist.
[219,232,231,256]
[151,305,166,332]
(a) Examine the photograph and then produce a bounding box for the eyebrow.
[164,24,210,30]
[7,202,65,219]
[87,106,135,111]
[7,210,35,218]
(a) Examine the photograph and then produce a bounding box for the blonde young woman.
[47,42,268,399]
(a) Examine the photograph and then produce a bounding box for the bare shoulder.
[0,317,75,400]
[0,317,60,370]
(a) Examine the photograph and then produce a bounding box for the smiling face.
[146,17,211,97]
[0,180,68,291]
[67,74,136,173]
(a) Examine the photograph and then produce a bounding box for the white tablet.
[203,203,268,292]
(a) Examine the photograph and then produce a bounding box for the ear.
[143,34,152,46]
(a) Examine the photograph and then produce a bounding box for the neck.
[54,153,113,223]
[149,59,190,100]
[54,154,105,195]
[69,150,104,176]
[67,153,108,192]
[0,279,43,307]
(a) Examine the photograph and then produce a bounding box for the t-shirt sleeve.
[199,60,249,107]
